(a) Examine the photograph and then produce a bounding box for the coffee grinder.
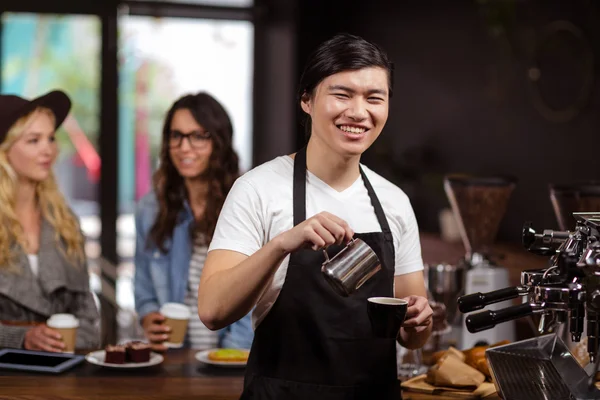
[443,174,517,349]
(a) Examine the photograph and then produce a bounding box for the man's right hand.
[23,324,65,352]
[141,312,171,352]
[276,211,354,253]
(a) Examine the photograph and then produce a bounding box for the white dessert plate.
[85,350,163,368]
[195,349,248,368]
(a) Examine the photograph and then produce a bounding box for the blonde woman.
[0,90,99,351]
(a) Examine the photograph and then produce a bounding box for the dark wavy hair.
[148,92,239,252]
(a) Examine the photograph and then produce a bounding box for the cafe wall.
[294,0,600,244]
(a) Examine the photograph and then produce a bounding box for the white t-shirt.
[209,155,424,329]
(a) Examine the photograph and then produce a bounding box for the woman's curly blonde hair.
[0,107,84,271]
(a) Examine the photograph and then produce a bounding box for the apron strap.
[293,147,308,226]
[360,167,394,243]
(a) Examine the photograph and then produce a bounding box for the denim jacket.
[133,191,254,349]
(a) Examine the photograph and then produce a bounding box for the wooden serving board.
[401,375,499,399]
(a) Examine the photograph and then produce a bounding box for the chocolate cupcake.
[126,341,151,363]
[104,345,126,364]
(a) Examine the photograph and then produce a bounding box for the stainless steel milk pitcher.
[321,238,382,297]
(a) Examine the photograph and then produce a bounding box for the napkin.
[426,353,486,389]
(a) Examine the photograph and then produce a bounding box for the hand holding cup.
[402,295,433,334]
[23,324,66,352]
[141,312,170,352]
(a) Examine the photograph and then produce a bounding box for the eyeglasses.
[168,130,212,149]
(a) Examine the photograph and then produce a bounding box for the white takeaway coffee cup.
[47,313,79,353]
[160,303,191,348]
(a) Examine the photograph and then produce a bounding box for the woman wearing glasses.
[134,92,253,352]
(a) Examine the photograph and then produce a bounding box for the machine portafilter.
[457,212,600,365]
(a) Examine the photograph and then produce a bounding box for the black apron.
[241,147,401,400]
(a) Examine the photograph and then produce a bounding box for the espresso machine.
[453,182,600,399]
[467,183,600,347]
[443,174,517,349]
[550,183,600,353]
[457,212,600,399]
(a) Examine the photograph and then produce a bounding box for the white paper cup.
[159,303,190,348]
[47,313,79,353]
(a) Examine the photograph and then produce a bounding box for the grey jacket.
[0,220,100,349]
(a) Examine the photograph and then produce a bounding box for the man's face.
[301,67,390,158]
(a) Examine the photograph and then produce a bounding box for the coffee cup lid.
[160,303,191,319]
[47,313,79,328]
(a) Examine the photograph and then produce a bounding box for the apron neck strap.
[293,147,308,226]
[359,166,393,241]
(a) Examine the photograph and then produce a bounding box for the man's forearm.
[398,323,432,350]
[198,238,288,330]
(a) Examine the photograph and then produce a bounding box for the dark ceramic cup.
[367,297,408,338]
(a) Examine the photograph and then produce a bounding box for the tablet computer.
[0,349,85,373]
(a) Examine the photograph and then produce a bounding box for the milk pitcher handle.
[322,238,356,264]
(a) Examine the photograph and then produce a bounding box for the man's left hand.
[401,295,433,333]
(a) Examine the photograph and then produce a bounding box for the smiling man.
[198,33,433,400]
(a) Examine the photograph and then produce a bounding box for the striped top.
[184,237,219,349]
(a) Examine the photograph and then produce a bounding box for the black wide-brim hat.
[0,90,71,144]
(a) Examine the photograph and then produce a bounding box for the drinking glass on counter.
[397,298,448,379]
